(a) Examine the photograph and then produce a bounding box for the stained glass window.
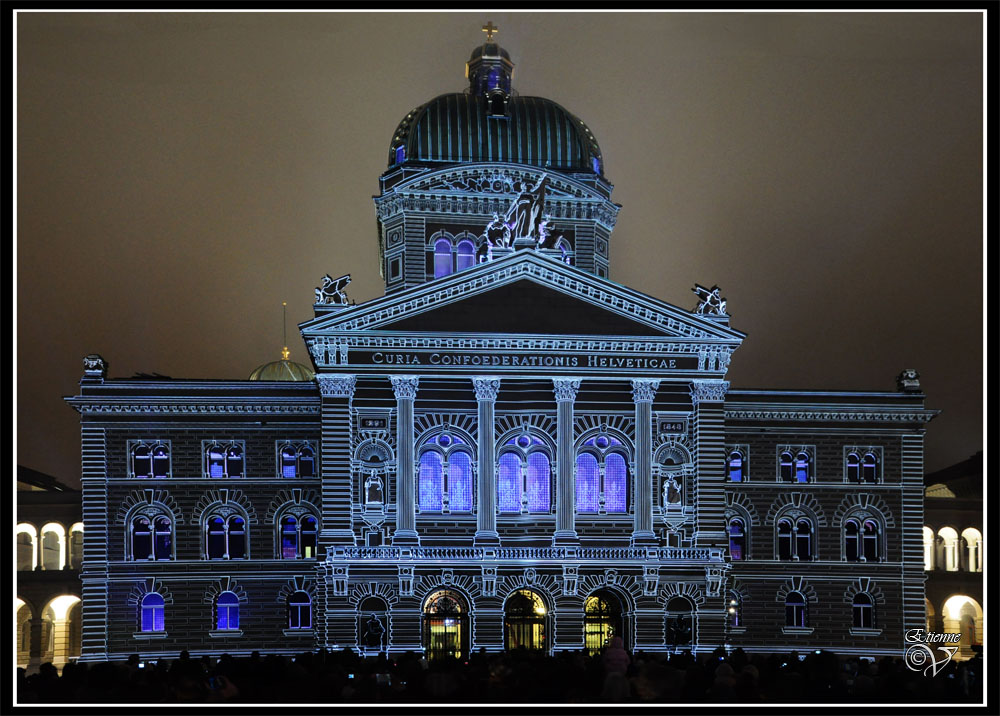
[498,453,521,512]
[449,451,473,512]
[419,452,444,511]
[575,453,599,513]
[604,453,627,513]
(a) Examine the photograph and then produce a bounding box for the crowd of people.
[16,642,982,704]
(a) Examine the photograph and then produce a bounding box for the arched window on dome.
[394,145,405,165]
[434,238,453,279]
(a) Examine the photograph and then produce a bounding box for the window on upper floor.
[576,435,629,514]
[17,524,36,571]
[922,526,935,570]
[205,441,245,478]
[417,433,474,513]
[287,591,312,630]
[847,449,881,484]
[498,433,552,514]
[130,513,173,561]
[777,516,813,561]
[69,523,84,569]
[938,527,960,571]
[430,232,481,279]
[728,517,747,560]
[278,442,317,478]
[140,593,165,633]
[130,441,171,479]
[216,591,240,631]
[962,528,983,573]
[728,450,746,482]
[279,512,319,559]
[205,511,248,560]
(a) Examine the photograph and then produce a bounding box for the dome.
[249,348,315,381]
[387,40,603,175]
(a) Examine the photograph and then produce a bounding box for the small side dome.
[249,348,315,381]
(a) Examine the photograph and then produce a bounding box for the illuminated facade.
[66,35,938,663]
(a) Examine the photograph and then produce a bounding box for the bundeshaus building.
[66,32,938,663]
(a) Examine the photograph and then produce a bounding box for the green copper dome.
[249,348,315,381]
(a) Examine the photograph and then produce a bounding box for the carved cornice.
[691,380,729,405]
[472,376,501,402]
[630,379,660,404]
[724,409,938,423]
[390,375,419,401]
[317,374,357,399]
[69,400,319,415]
[552,378,582,403]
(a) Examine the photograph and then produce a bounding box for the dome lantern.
[466,22,514,115]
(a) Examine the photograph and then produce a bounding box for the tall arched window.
[729,451,745,482]
[504,589,547,652]
[938,527,959,571]
[40,524,64,571]
[785,592,807,628]
[498,434,551,514]
[795,519,813,561]
[205,511,248,560]
[423,589,468,660]
[287,591,312,630]
[455,239,476,272]
[845,519,861,561]
[853,593,875,629]
[205,442,245,478]
[140,593,165,633]
[777,519,794,560]
[584,590,623,656]
[17,524,37,571]
[279,512,319,559]
[434,238,453,278]
[728,517,747,560]
[69,523,84,569]
[576,435,629,514]
[418,434,474,513]
[862,519,880,562]
[216,591,240,630]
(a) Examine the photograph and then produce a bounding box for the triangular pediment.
[301,251,744,343]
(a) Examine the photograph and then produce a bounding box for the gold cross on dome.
[482,21,498,41]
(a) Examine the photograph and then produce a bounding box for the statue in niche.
[664,475,682,506]
[365,470,384,505]
[503,175,548,243]
[315,274,352,306]
[362,614,385,650]
[692,283,727,315]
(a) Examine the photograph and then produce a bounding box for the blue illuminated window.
[785,592,807,628]
[278,443,316,478]
[795,453,810,483]
[449,451,473,512]
[434,238,453,278]
[208,445,225,477]
[604,453,627,513]
[498,453,522,512]
[728,518,746,560]
[419,451,444,511]
[729,451,744,482]
[216,591,240,630]
[140,593,164,633]
[395,145,405,164]
[279,513,318,559]
[525,452,551,513]
[281,445,298,478]
[456,240,476,272]
[287,591,312,630]
[206,442,245,478]
[575,453,600,513]
[592,156,601,174]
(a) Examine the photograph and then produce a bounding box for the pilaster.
[553,378,582,547]
[318,374,357,546]
[391,376,420,546]
[473,377,501,546]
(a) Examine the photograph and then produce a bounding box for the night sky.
[16,12,983,489]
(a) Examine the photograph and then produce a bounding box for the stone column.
[690,379,729,546]
[27,617,43,673]
[552,378,581,547]
[473,377,501,546]
[630,379,660,547]
[317,374,357,546]
[391,376,420,546]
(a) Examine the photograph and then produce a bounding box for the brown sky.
[16,12,984,488]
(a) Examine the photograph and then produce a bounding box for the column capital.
[472,376,501,402]
[390,375,419,400]
[552,378,582,403]
[690,379,730,405]
[317,374,357,399]
[630,378,660,403]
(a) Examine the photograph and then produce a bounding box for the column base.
[630,530,658,548]
[473,530,501,547]
[552,530,580,548]
[391,529,420,547]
